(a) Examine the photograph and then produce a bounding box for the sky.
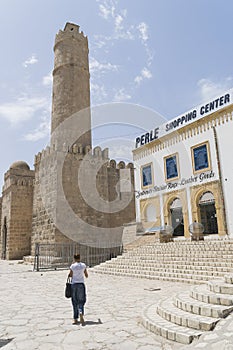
[0,0,233,188]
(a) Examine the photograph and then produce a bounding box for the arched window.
[199,191,214,205]
[170,197,182,209]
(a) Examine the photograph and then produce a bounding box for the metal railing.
[33,242,122,271]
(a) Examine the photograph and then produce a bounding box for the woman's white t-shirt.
[70,262,86,284]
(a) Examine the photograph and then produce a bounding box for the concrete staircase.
[141,276,233,344]
[92,238,233,344]
[92,239,233,284]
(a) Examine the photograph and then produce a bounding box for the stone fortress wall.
[31,143,135,257]
[0,162,34,259]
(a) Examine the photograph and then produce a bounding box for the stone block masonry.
[31,144,135,252]
[0,162,34,260]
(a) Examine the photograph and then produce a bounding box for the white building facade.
[133,88,233,238]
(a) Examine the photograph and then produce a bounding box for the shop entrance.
[199,192,218,234]
[170,198,184,236]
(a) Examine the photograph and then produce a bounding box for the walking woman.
[68,254,88,325]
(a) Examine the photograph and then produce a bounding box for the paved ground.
[0,260,233,350]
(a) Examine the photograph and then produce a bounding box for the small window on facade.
[191,141,211,174]
[164,153,179,181]
[141,163,153,188]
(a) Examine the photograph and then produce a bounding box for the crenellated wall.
[31,144,135,251]
[0,163,34,259]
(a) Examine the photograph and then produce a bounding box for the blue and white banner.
[135,88,233,148]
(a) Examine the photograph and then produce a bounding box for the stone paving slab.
[0,260,186,350]
[1,260,233,349]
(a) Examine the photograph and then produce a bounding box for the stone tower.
[30,22,135,251]
[0,162,34,259]
[51,22,92,149]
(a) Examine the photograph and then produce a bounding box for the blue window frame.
[193,143,209,171]
[141,164,153,187]
[165,154,179,180]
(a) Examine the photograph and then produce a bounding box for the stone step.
[130,243,233,249]
[125,245,233,250]
[173,290,233,318]
[127,253,233,259]
[94,265,226,278]
[104,260,233,273]
[127,246,233,251]
[129,242,233,248]
[110,258,233,266]
[157,298,220,331]
[136,240,233,248]
[126,254,233,261]
[123,259,233,268]
[208,280,233,294]
[94,265,219,279]
[136,245,233,250]
[114,257,203,263]
[191,284,233,306]
[92,269,206,285]
[116,258,233,268]
[134,249,233,254]
[141,303,205,344]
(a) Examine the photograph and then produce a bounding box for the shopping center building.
[133,89,233,238]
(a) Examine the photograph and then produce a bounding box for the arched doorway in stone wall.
[199,191,218,234]
[170,197,184,236]
[1,217,7,259]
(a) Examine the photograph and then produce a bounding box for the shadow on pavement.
[0,339,14,348]
[82,318,102,326]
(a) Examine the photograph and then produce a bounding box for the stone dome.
[10,161,30,171]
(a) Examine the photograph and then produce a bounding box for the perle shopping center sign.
[135,89,233,148]
[136,170,215,199]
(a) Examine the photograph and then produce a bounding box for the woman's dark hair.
[74,254,80,260]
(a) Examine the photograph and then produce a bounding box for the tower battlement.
[54,22,88,49]
[34,144,134,170]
